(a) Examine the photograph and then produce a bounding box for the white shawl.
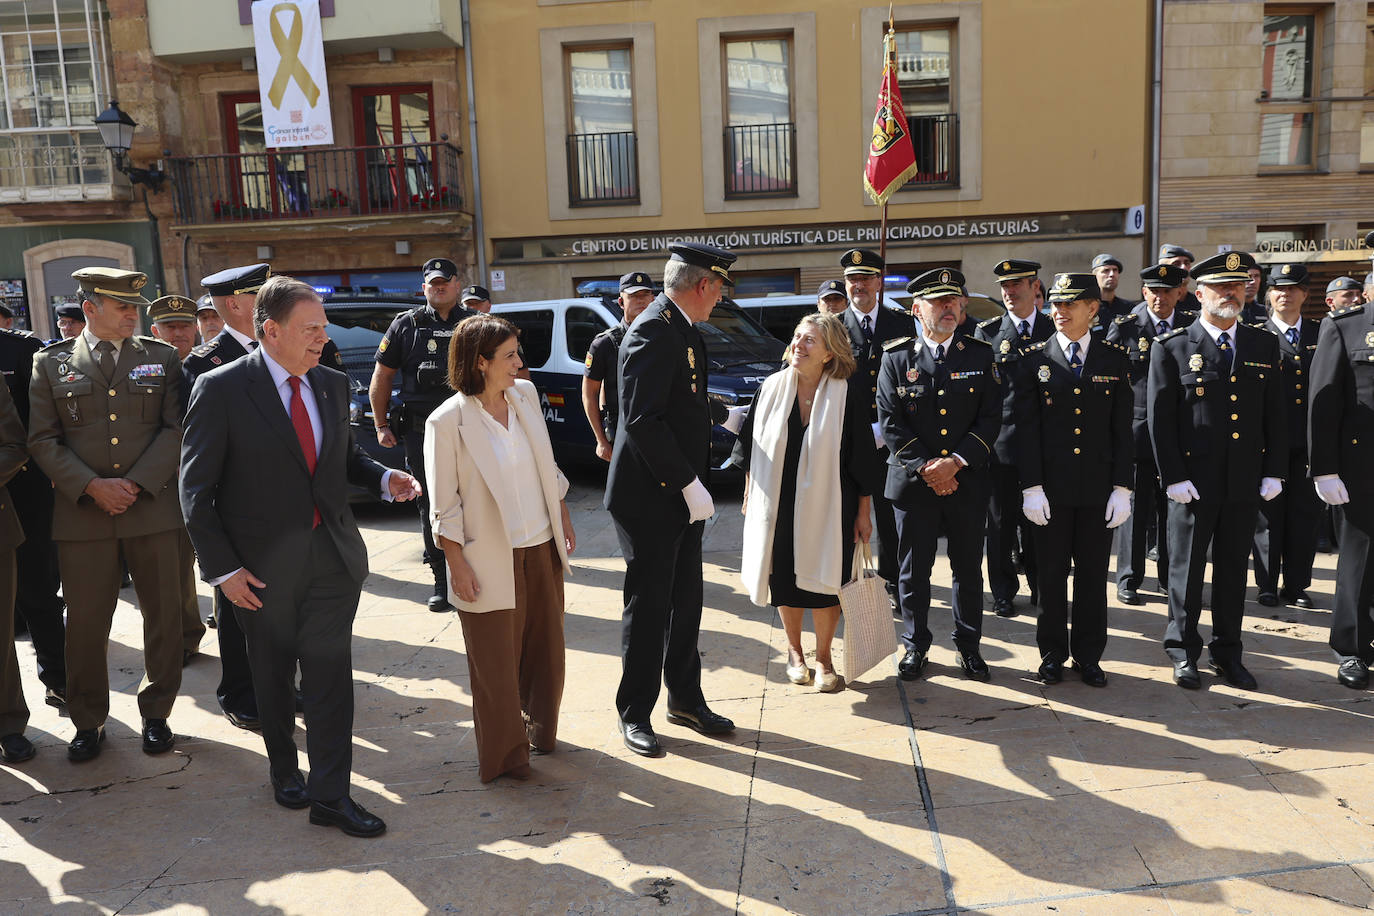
[741,368,847,606]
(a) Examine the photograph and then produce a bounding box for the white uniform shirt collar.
[1055,330,1091,359]
[224,324,257,351]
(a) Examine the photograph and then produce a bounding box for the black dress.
[732,376,884,608]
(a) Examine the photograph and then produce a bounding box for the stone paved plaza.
[2,466,1373,914]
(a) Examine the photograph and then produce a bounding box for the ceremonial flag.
[863,28,919,206]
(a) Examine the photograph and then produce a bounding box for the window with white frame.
[0,0,114,194]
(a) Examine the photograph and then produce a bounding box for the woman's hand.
[742,473,750,516]
[560,500,576,555]
[448,554,480,603]
[854,496,873,543]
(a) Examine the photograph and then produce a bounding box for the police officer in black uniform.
[1148,250,1286,691]
[1251,263,1322,609]
[1105,263,1196,604]
[582,272,654,461]
[1309,235,1374,688]
[370,257,470,613]
[837,249,915,606]
[1013,274,1134,687]
[1159,243,1201,315]
[0,323,65,708]
[606,242,736,758]
[1091,253,1136,323]
[975,258,1052,617]
[878,268,1001,682]
[817,279,847,315]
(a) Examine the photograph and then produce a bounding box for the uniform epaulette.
[189,339,220,357]
[1101,339,1127,352]
[1176,309,1197,317]
[38,337,73,352]
[1023,339,1049,352]
[882,336,912,351]
[1155,327,1186,342]
[1114,313,1134,325]
[136,335,174,351]
[977,316,1002,331]
[1330,303,1366,320]
[0,327,36,340]
[962,335,992,348]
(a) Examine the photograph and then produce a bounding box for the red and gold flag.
[864,30,919,206]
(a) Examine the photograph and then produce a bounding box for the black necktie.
[1157,320,1169,336]
[1217,331,1233,371]
[248,340,259,351]
[935,343,945,365]
[1286,327,1299,347]
[1018,319,1030,340]
[1068,341,1083,378]
[861,314,872,346]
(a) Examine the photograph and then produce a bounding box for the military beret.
[619,272,653,294]
[1158,243,1195,262]
[908,267,966,299]
[817,279,847,301]
[201,263,270,297]
[993,258,1041,281]
[841,248,884,276]
[55,302,84,322]
[73,266,150,306]
[670,242,737,286]
[1327,276,1362,294]
[1267,263,1309,287]
[1047,272,1102,303]
[422,257,458,282]
[1141,263,1190,289]
[460,285,491,303]
[1191,250,1257,284]
[1091,253,1124,271]
[148,294,198,323]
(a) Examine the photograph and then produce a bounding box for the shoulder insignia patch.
[38,338,73,353]
[1114,313,1134,324]
[977,316,1002,331]
[1155,327,1186,342]
[882,336,912,351]
[962,335,992,348]
[1024,339,1049,352]
[1330,304,1366,320]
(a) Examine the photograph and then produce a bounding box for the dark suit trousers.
[59,529,183,729]
[404,430,442,567]
[215,585,257,715]
[1252,451,1321,595]
[1329,498,1374,663]
[1033,504,1110,666]
[11,463,65,691]
[893,475,989,653]
[612,513,706,723]
[0,550,27,736]
[986,460,1038,602]
[1116,453,1170,590]
[1163,497,1258,664]
[236,526,359,801]
[870,445,899,586]
[175,527,206,655]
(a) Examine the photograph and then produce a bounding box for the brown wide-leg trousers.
[457,540,565,782]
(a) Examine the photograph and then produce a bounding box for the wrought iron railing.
[0,130,111,194]
[724,122,796,198]
[903,113,959,188]
[566,131,639,206]
[166,140,463,223]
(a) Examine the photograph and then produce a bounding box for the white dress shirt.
[1270,314,1301,339]
[476,392,553,548]
[1197,314,1239,362]
[1055,330,1091,362]
[224,324,257,351]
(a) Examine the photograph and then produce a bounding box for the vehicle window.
[323,304,410,387]
[702,303,774,340]
[565,306,610,361]
[502,309,555,369]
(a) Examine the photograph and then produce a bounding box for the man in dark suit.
[181,276,420,837]
[1013,274,1134,687]
[1251,263,1322,609]
[1105,263,1196,604]
[1148,250,1286,691]
[837,249,914,603]
[606,243,737,758]
[975,258,1052,617]
[878,268,1001,681]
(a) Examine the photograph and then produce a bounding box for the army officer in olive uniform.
[1013,274,1134,687]
[0,379,35,763]
[28,267,187,761]
[878,268,1000,682]
[1147,250,1286,692]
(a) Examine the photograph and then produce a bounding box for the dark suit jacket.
[1309,304,1374,496]
[842,305,916,425]
[975,310,1054,462]
[184,328,344,389]
[1261,316,1320,456]
[1105,304,1197,454]
[180,350,386,592]
[1147,320,1287,502]
[1011,337,1134,506]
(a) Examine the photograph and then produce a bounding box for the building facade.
[468,0,1153,304]
[1159,0,1374,303]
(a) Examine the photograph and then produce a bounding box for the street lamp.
[94,100,165,191]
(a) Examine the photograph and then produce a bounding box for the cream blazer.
[423,379,571,612]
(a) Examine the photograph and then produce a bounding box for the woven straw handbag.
[839,541,897,683]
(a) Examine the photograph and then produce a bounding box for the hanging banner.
[251,0,334,147]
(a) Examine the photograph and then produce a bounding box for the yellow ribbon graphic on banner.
[267,3,321,108]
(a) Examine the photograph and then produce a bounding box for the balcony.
[566,131,639,206]
[0,130,120,203]
[903,113,959,189]
[724,122,796,199]
[167,141,463,225]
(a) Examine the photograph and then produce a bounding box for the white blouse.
[476,393,553,548]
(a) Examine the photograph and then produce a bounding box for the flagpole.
[879,6,895,268]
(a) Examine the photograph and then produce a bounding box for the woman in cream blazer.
[424,315,574,782]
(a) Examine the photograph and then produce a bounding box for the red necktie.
[287,376,321,528]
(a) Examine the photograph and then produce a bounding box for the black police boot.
[427,562,454,613]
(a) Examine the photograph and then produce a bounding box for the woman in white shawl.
[734,313,883,692]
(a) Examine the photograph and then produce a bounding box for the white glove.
[721,405,747,436]
[870,420,884,450]
[1166,480,1200,504]
[682,477,715,523]
[1104,486,1133,529]
[1259,477,1283,501]
[1021,486,1051,526]
[1315,474,1350,506]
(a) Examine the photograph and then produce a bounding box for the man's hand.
[1315,474,1350,506]
[1022,487,1051,526]
[920,457,960,487]
[387,471,422,502]
[1166,480,1200,504]
[222,568,266,611]
[683,477,715,523]
[376,427,397,449]
[1104,486,1132,529]
[870,421,884,450]
[721,405,748,436]
[1259,477,1283,502]
[85,477,138,515]
[594,440,612,462]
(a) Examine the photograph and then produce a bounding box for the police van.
[491,296,784,467]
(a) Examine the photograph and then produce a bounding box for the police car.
[491,296,784,467]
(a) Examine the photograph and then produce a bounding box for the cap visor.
[843,266,882,276]
[620,285,652,295]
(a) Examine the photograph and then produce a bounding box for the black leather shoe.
[619,720,661,757]
[1146,546,1159,562]
[1117,586,1143,606]
[1077,662,1108,688]
[1037,659,1062,684]
[309,796,386,838]
[667,704,735,735]
[45,687,66,709]
[427,563,453,613]
[204,613,217,629]
[182,649,198,667]
[271,770,310,809]
[958,649,991,682]
[1286,591,1313,609]
[0,733,35,763]
[993,598,1016,618]
[1173,660,1201,690]
[295,687,305,713]
[142,718,175,754]
[68,726,105,762]
[1209,658,1257,690]
[1257,592,1280,607]
[221,704,261,731]
[1338,658,1370,690]
[897,648,928,681]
